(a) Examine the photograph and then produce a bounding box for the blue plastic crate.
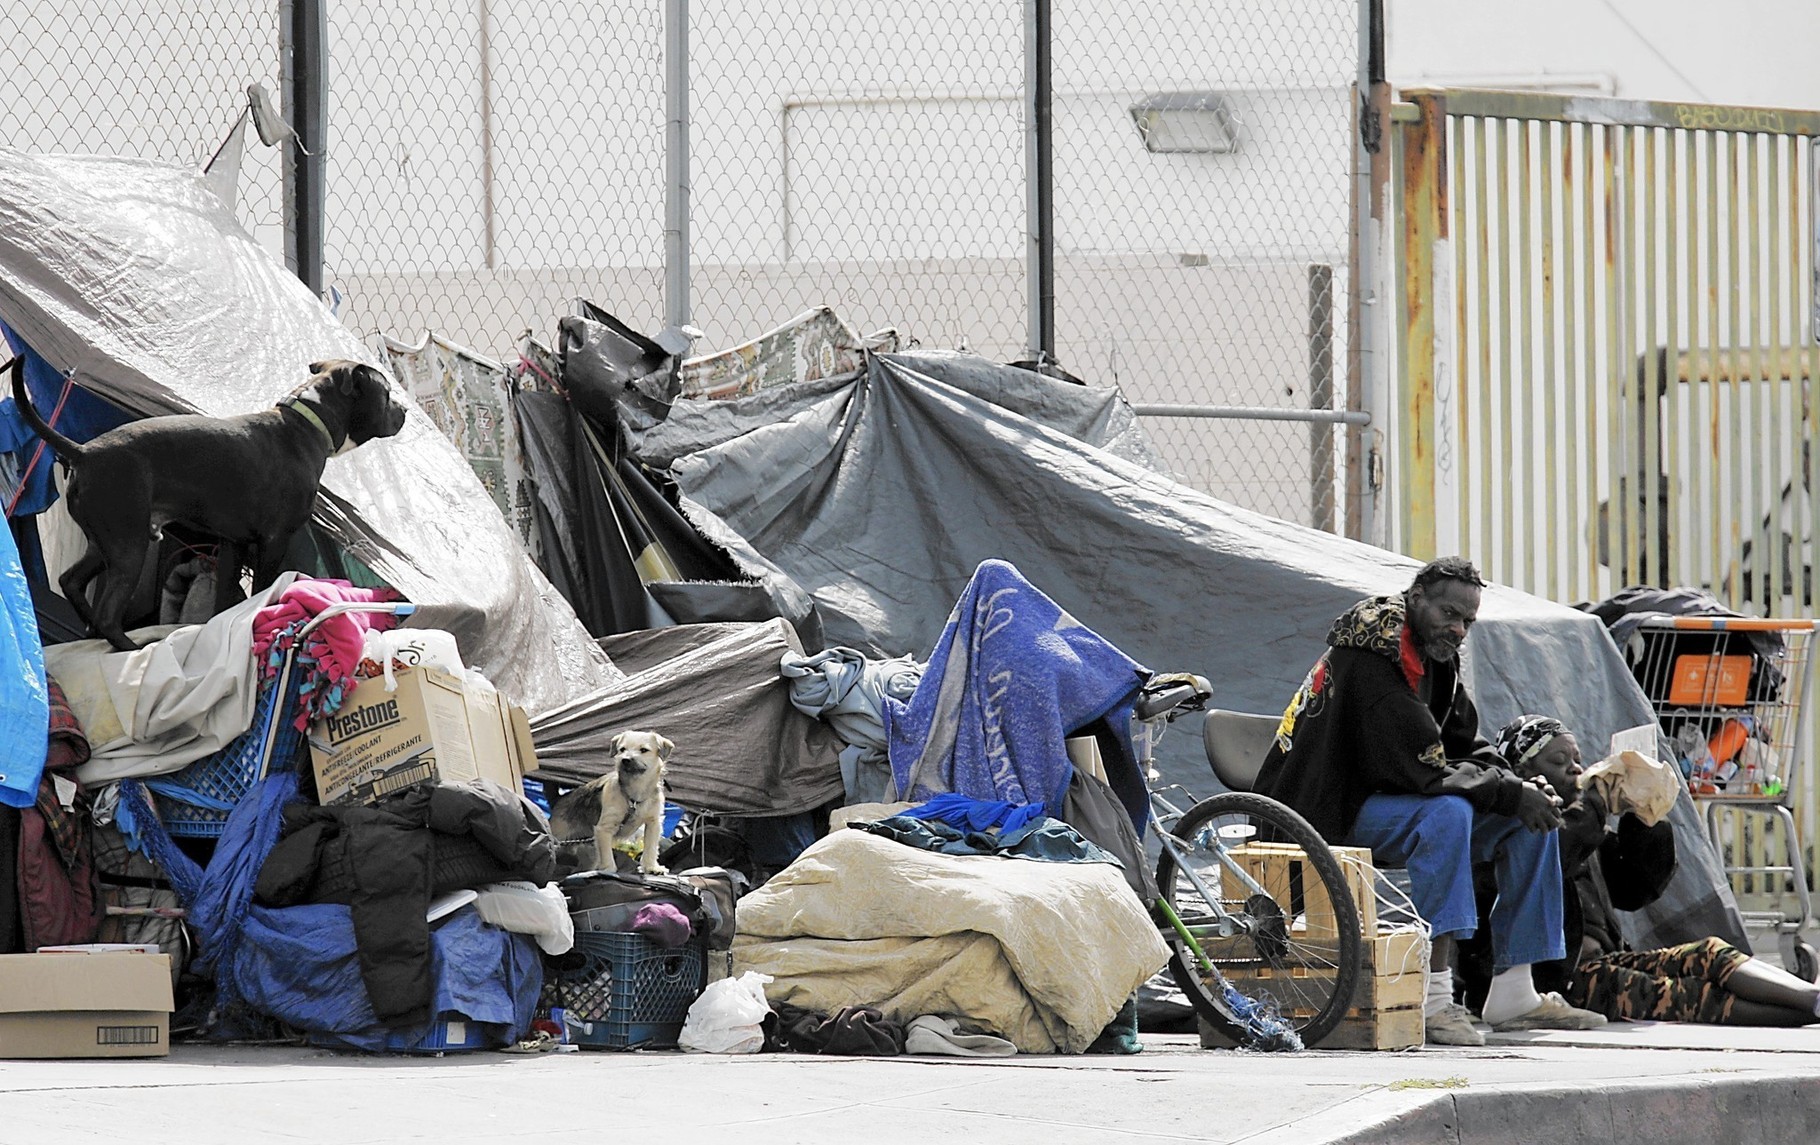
[553,930,705,1050]
[382,1015,499,1054]
[153,670,307,838]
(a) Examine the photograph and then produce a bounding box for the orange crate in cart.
[1665,655,1752,707]
[1630,617,1818,980]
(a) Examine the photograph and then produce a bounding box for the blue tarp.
[0,507,46,808]
[884,559,1146,816]
[1,325,133,517]
[223,905,541,1052]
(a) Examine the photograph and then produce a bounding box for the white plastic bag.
[678,971,773,1053]
[359,628,464,691]
[473,881,574,955]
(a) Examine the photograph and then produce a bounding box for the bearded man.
[1254,556,1604,1045]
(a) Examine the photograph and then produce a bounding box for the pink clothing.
[251,579,404,729]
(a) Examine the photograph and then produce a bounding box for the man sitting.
[1253,556,1605,1045]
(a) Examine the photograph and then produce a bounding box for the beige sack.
[1580,749,1680,826]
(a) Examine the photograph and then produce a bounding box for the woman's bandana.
[1494,714,1570,773]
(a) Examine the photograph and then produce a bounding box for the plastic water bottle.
[1676,724,1717,792]
[1739,738,1765,796]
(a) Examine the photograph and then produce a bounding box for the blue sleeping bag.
[884,559,1147,817]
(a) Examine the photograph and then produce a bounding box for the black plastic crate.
[549,930,705,1050]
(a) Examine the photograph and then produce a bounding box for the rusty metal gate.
[1380,87,1820,908]
[1384,89,1820,607]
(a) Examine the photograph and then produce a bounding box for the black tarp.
[620,349,1747,952]
[513,314,821,644]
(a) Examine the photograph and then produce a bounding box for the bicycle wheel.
[1156,790,1365,1048]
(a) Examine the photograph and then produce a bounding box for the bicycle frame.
[1140,716,1271,973]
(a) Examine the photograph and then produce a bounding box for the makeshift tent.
[0,148,611,714]
[622,349,1748,952]
[531,620,845,817]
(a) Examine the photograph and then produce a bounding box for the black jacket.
[256,779,556,1026]
[1253,595,1527,843]
[1460,792,1677,1009]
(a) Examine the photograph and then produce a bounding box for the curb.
[1293,1069,1820,1145]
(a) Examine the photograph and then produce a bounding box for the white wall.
[1388,0,1820,108]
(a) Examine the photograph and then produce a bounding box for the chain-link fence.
[0,2,283,249]
[686,2,1028,366]
[1052,0,1358,526]
[322,1,669,362]
[2,0,1362,529]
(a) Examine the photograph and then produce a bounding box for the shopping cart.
[1627,616,1818,980]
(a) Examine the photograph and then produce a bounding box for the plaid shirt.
[37,677,91,867]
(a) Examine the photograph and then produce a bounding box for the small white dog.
[549,730,674,876]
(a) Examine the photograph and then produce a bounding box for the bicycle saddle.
[1201,709,1279,792]
[1134,673,1213,721]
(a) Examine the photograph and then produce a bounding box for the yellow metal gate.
[1386,88,1820,608]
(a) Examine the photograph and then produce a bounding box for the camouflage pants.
[1566,936,1749,1023]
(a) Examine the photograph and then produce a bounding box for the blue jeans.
[1345,793,1565,971]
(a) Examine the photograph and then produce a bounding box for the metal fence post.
[664,0,691,329]
[280,0,326,297]
[1347,0,1384,543]
[1397,89,1447,560]
[1024,0,1054,362]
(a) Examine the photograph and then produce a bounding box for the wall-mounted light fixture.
[1129,91,1238,154]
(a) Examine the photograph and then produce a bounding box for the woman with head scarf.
[1457,714,1820,1026]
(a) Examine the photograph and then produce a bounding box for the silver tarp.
[0,149,612,712]
[624,350,1748,952]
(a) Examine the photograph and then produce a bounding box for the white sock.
[1480,965,1543,1025]
[1423,966,1455,1018]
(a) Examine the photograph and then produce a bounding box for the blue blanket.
[884,559,1146,815]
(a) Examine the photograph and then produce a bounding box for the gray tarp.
[530,620,845,817]
[625,350,1747,951]
[0,149,612,713]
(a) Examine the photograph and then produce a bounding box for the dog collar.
[281,397,341,451]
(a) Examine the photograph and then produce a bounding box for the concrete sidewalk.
[4,1023,1819,1145]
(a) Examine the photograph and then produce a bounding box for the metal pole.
[1024,0,1054,361]
[1129,404,1371,426]
[1347,0,1384,544]
[664,0,691,329]
[281,0,327,298]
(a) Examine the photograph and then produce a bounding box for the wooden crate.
[1225,842,1379,939]
[1302,1005,1424,1051]
[1196,929,1428,1051]
[1199,1006,1423,1050]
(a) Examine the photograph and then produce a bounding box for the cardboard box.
[310,667,523,806]
[0,952,173,1058]
[506,702,539,778]
[1065,735,1107,783]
